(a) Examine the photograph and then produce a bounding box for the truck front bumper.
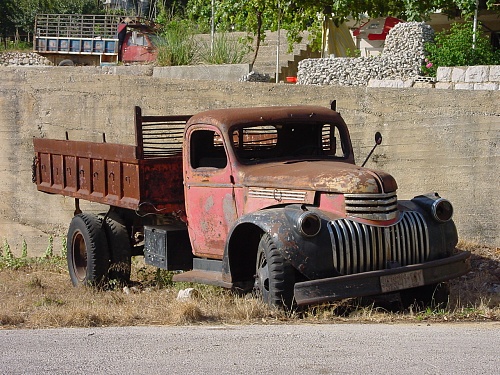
[293,251,471,306]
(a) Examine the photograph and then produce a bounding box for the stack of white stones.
[0,52,51,66]
[297,22,434,86]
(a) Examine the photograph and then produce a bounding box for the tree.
[0,1,16,47]
[423,21,500,76]
[186,0,321,65]
[185,0,500,64]
[3,0,103,40]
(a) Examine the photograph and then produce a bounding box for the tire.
[58,59,74,66]
[400,283,450,310]
[67,213,110,287]
[254,233,295,308]
[103,211,132,284]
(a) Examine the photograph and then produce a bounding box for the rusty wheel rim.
[71,231,87,282]
[255,247,270,301]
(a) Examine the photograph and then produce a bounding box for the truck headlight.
[412,193,453,223]
[296,211,322,237]
[432,198,453,223]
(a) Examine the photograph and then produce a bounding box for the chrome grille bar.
[344,192,398,220]
[328,211,429,275]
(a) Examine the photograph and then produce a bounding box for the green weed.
[156,19,197,66]
[198,33,249,65]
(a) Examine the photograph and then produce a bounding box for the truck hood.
[240,160,397,194]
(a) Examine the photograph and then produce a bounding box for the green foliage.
[135,262,175,288]
[2,0,103,37]
[184,0,497,64]
[155,5,197,66]
[423,22,500,76]
[198,33,250,64]
[61,236,67,258]
[21,240,28,258]
[0,40,32,52]
[1,239,27,269]
[44,236,54,258]
[35,296,65,307]
[156,20,197,66]
[0,237,66,270]
[345,48,361,58]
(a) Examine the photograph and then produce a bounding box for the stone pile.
[0,52,51,66]
[297,22,434,86]
[239,70,271,82]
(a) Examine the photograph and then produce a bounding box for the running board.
[172,269,232,289]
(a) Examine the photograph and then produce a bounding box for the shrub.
[198,33,249,65]
[156,19,197,66]
[423,22,500,76]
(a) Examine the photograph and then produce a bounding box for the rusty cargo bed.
[33,107,191,213]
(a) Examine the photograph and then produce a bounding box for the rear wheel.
[58,59,74,66]
[254,233,295,308]
[67,213,110,286]
[104,210,132,284]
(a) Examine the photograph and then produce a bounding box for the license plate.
[380,270,425,293]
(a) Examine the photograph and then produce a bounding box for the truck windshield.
[231,122,349,164]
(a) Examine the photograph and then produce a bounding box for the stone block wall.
[436,65,500,90]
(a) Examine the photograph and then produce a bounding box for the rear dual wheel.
[104,211,132,283]
[67,214,109,286]
[67,212,132,287]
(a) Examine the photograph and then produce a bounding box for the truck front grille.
[344,192,398,220]
[327,211,429,275]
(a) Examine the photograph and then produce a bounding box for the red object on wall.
[353,17,403,41]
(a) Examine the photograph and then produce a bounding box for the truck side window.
[190,129,228,169]
[128,31,147,46]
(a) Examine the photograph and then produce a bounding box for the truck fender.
[222,205,339,286]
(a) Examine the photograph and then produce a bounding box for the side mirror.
[361,132,383,167]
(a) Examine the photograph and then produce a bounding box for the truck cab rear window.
[231,122,348,164]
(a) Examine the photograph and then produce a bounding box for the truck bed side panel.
[33,138,184,213]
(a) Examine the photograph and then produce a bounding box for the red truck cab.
[118,23,158,63]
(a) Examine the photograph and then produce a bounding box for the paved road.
[1,323,498,374]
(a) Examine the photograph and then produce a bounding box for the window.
[190,130,227,169]
[128,31,147,47]
[231,122,349,164]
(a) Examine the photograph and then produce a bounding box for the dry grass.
[0,241,498,329]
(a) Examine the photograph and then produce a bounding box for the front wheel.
[254,233,295,308]
[67,213,110,286]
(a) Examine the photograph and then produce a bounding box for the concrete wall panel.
[0,67,498,255]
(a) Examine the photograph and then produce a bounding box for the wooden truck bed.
[33,107,191,213]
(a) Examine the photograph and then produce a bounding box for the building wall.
[0,66,498,255]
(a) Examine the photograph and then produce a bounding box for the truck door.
[184,126,238,259]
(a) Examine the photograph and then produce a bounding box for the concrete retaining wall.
[0,66,498,255]
[153,64,251,81]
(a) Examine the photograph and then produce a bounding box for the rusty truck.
[32,103,471,308]
[34,14,159,66]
